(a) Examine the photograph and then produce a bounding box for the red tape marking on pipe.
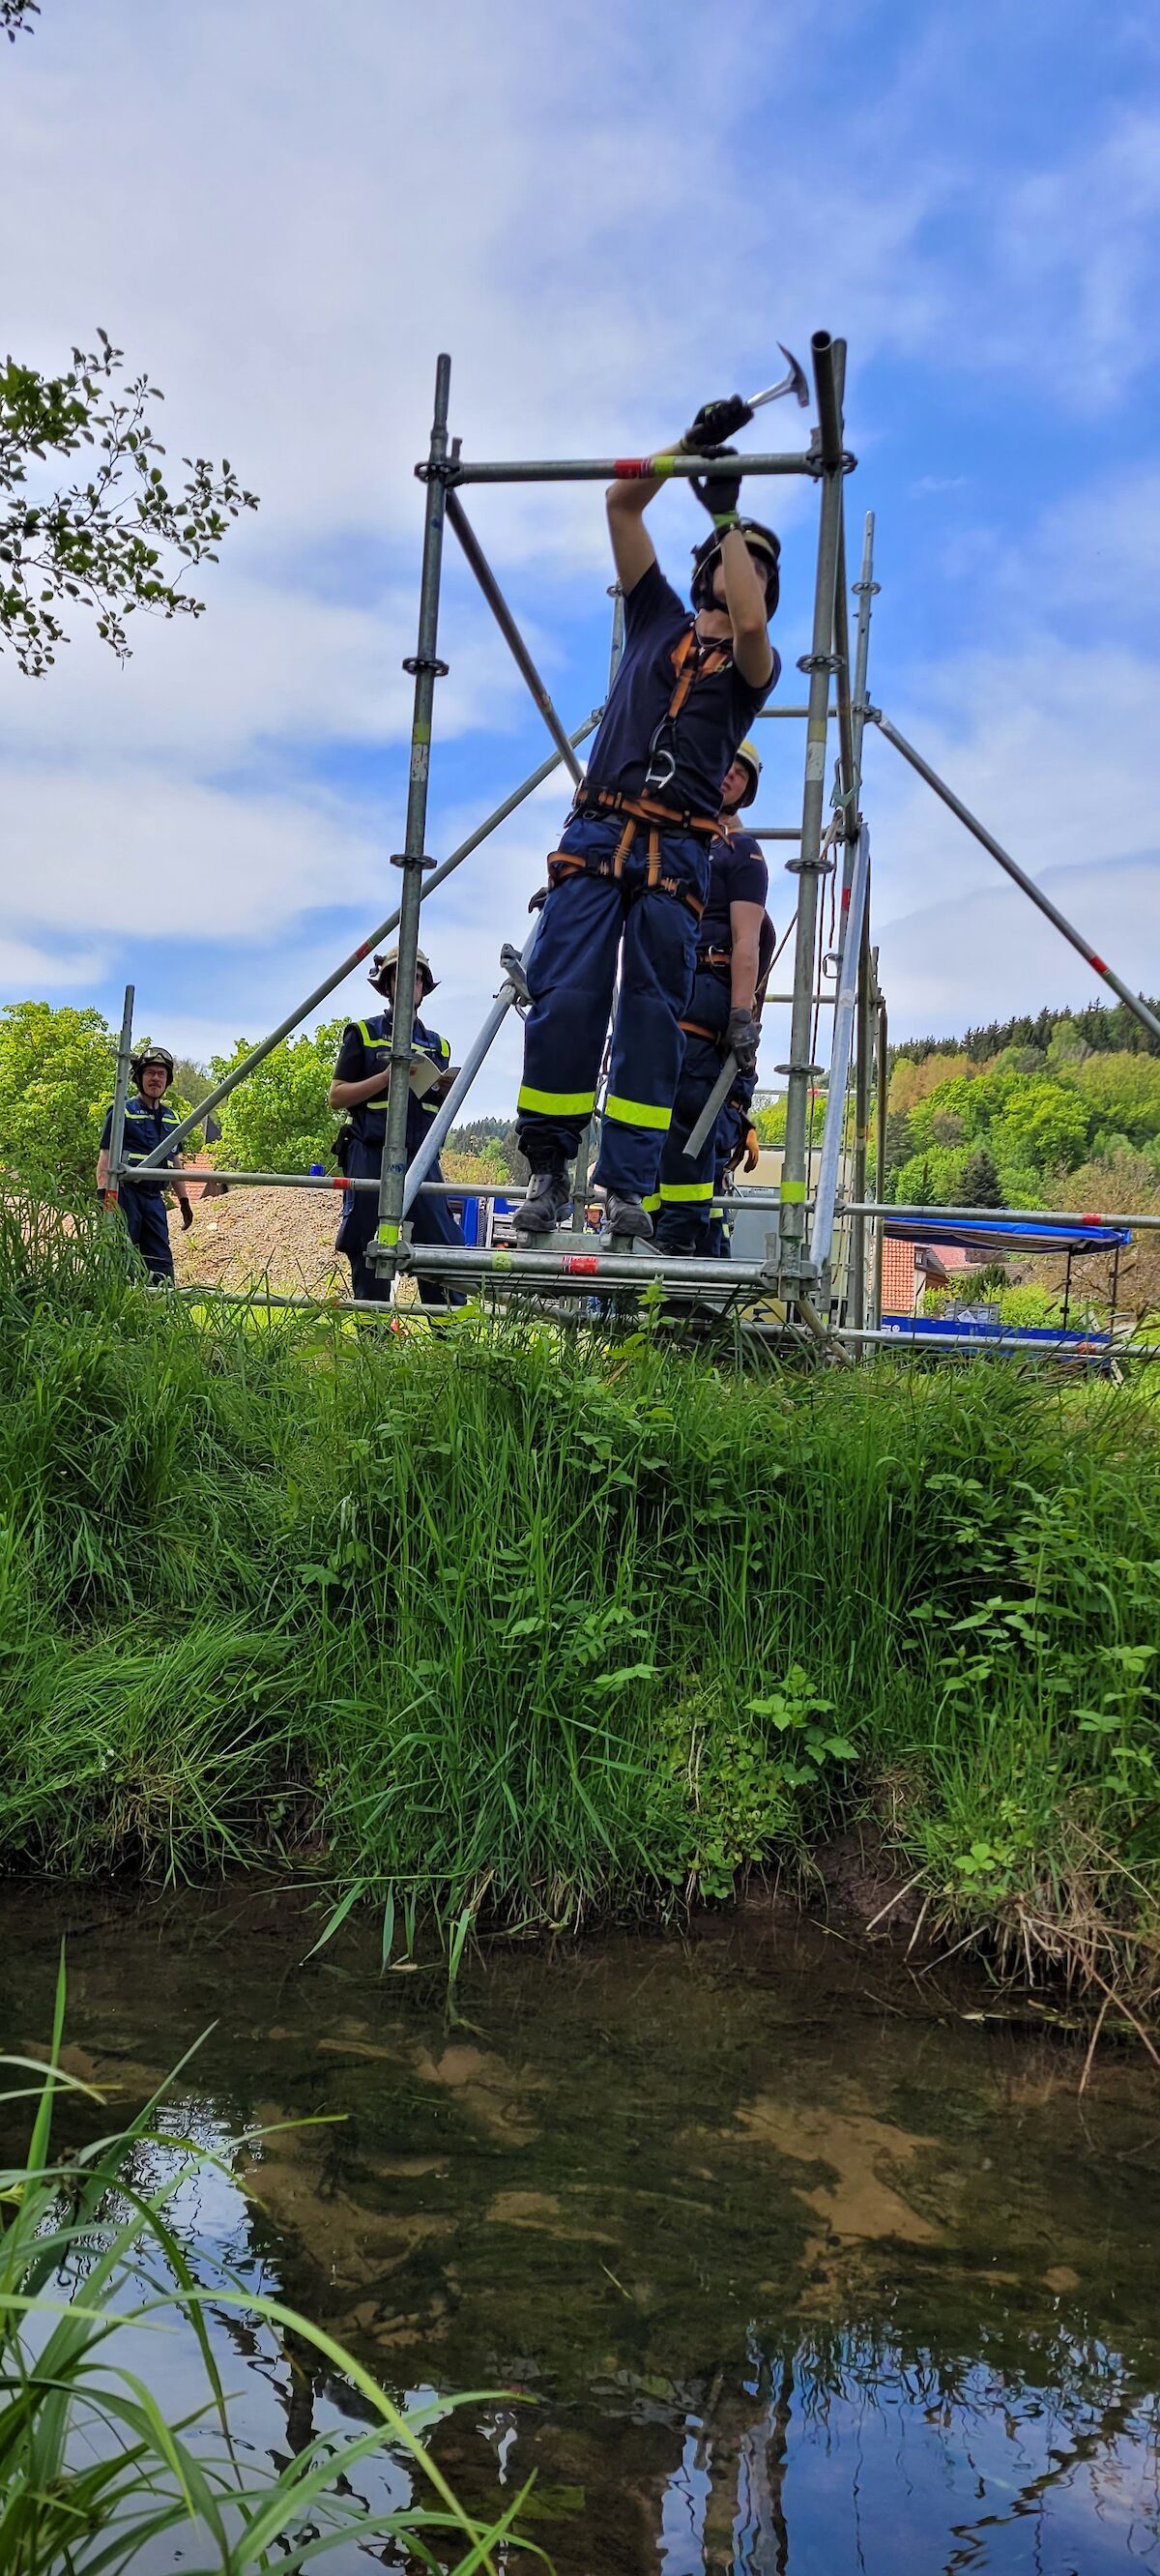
[1089,954,1109,975]
[562,1255,599,1275]
[613,458,652,479]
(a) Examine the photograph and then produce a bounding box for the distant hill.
[894,995,1160,1068]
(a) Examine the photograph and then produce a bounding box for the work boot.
[604,1193,653,1242]
[513,1169,571,1236]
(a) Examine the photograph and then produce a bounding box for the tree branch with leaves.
[1,331,258,674]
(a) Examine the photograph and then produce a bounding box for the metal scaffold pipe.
[873,711,1160,1047]
[779,331,847,1289]
[445,490,584,785]
[848,512,879,1330]
[809,824,871,1273]
[104,983,134,1202]
[375,354,452,1273]
[442,451,821,486]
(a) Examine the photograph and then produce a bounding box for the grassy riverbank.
[3,1195,1159,2010]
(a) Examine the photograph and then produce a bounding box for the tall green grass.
[2,1188,1159,1997]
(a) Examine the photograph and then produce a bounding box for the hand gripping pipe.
[873,712,1160,1047]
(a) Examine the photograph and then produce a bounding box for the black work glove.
[179,1199,194,1231]
[689,445,742,521]
[726,1008,760,1077]
[681,395,754,450]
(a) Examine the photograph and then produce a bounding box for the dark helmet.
[130,1044,175,1090]
[690,517,781,617]
[368,944,437,1000]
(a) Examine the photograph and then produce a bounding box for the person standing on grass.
[97,1044,192,1286]
[329,945,466,1310]
[512,397,781,1244]
[654,741,774,1256]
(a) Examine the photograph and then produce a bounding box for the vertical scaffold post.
[870,989,888,1331]
[779,333,847,1297]
[105,983,135,1212]
[849,512,879,1330]
[376,353,451,1276]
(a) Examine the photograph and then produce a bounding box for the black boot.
[604,1193,653,1242]
[513,1169,571,1236]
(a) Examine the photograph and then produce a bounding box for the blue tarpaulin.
[883,1217,1131,1257]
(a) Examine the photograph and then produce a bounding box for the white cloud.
[5,0,1160,1101]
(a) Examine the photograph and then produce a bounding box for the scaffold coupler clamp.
[401,654,450,679]
[499,943,533,1008]
[389,850,439,873]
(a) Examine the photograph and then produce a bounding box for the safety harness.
[547,629,733,922]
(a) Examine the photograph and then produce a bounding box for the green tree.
[990,1074,1091,1182]
[2,337,258,674]
[959,1146,1004,1209]
[0,998,116,1192]
[210,1024,345,1173]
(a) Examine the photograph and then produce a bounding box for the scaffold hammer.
[747,345,809,411]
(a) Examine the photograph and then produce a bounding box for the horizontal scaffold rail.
[112,1168,798,1213]
[439,449,828,487]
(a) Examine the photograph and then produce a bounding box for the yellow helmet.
[730,740,762,809]
[369,945,437,998]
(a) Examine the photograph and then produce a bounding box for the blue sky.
[2,0,1159,1109]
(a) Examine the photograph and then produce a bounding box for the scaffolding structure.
[111,332,1160,1356]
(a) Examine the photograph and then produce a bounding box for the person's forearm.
[330,1070,392,1110]
[719,526,768,642]
[605,429,687,517]
[96,1151,110,1190]
[171,1159,190,1205]
[730,936,761,1016]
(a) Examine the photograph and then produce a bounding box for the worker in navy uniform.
[707,1091,762,1256]
[513,394,780,1243]
[329,945,465,1308]
[96,1044,193,1284]
[654,741,773,1256]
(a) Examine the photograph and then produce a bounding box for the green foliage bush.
[210,1019,346,1172]
[1,1197,1159,1989]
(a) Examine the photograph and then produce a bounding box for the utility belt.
[550,793,713,922]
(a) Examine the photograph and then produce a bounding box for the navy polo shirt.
[333,1012,450,1146]
[698,829,770,957]
[582,562,779,816]
[100,1093,182,1190]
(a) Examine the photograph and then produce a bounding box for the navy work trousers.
[122,1187,175,1282]
[516,814,709,1204]
[654,965,732,1253]
[334,1133,466,1309]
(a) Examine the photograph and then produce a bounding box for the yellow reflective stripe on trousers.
[517,1084,595,1117]
[603,1093,672,1131]
[659,1180,713,1202]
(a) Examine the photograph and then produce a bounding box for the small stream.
[3,1886,1158,2573]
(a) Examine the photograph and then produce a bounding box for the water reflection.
[3,1891,1159,2572]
